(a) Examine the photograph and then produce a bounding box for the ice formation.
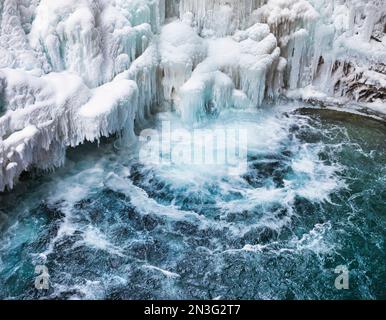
[1,0,385,190]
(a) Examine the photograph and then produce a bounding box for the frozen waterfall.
[0,0,385,191]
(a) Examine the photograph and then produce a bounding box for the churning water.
[0,106,385,299]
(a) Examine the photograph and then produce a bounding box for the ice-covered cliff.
[1,0,385,191]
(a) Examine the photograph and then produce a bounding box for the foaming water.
[0,106,385,300]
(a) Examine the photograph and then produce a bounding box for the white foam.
[143,265,181,278]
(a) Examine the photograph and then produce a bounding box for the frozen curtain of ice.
[0,0,385,190]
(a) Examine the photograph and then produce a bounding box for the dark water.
[0,107,385,300]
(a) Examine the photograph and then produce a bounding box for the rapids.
[0,105,385,299]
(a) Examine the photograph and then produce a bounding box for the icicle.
[178,0,267,36]
[288,29,308,90]
[361,4,379,42]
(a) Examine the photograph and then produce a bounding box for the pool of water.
[0,106,385,299]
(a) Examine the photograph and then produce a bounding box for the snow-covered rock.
[0,68,138,191]
[254,0,386,102]
[160,17,207,110]
[29,0,154,87]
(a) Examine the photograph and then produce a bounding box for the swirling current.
[0,106,385,299]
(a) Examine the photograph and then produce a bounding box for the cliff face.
[0,0,385,191]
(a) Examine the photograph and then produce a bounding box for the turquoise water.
[0,107,385,299]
